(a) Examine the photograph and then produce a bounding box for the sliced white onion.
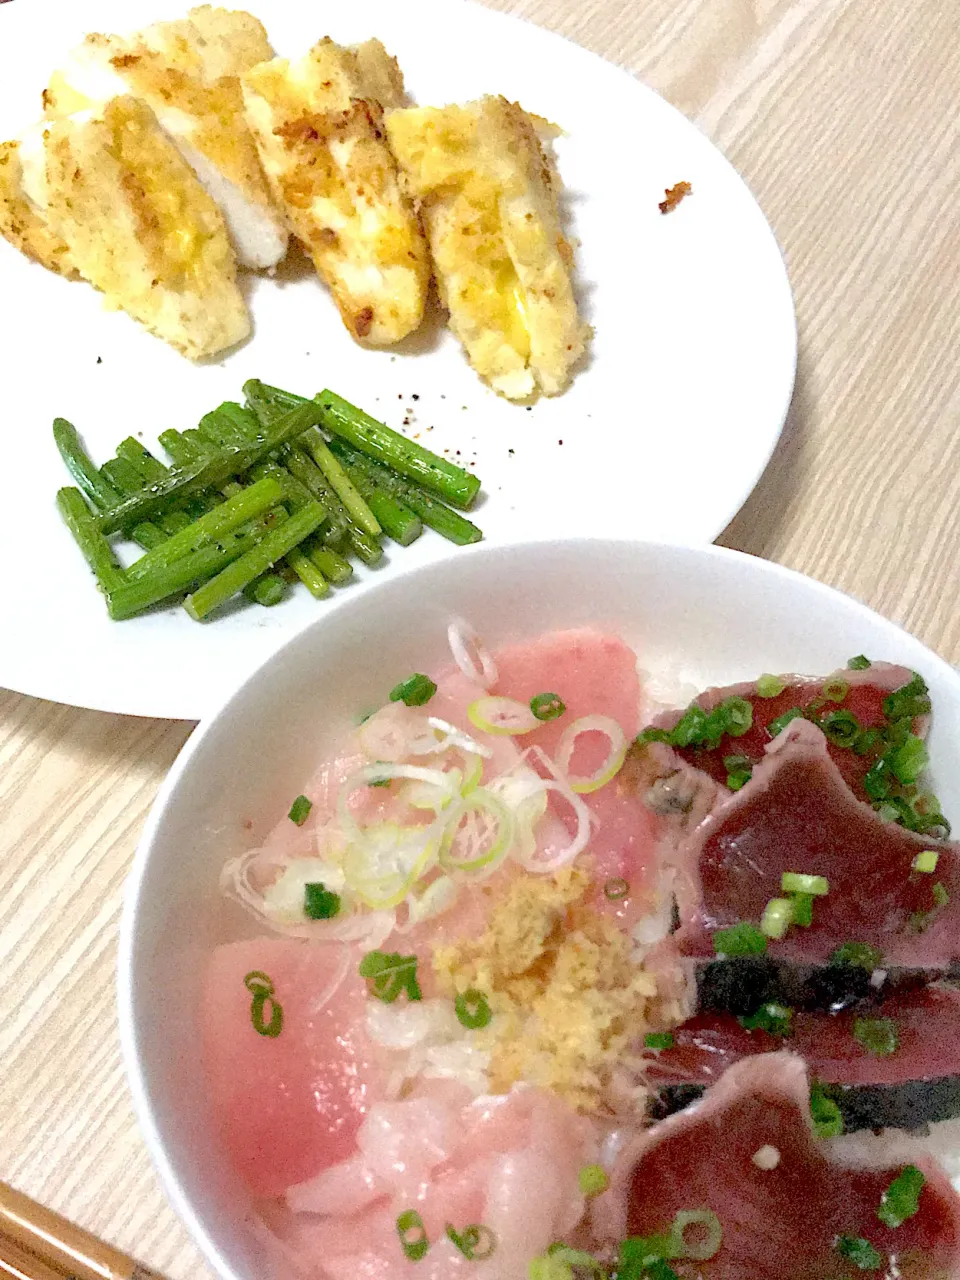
[467,696,540,736]
[555,714,628,794]
[513,746,594,872]
[448,617,498,689]
[395,874,459,932]
[358,706,441,761]
[439,787,516,875]
[427,717,493,759]
[219,847,395,945]
[338,764,457,909]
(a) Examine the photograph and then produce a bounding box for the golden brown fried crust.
[659,180,692,213]
[0,139,77,276]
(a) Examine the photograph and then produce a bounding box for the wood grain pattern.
[0,0,958,1276]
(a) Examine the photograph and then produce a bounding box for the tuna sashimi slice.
[494,628,661,915]
[676,719,960,968]
[598,1053,960,1279]
[648,662,925,807]
[202,938,386,1197]
[646,986,960,1132]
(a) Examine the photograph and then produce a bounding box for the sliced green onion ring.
[467,695,541,736]
[670,1209,723,1261]
[555,714,628,794]
[531,691,567,721]
[446,1224,496,1261]
[396,1210,429,1261]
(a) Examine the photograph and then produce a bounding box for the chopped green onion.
[288,794,313,825]
[888,734,929,786]
[854,726,882,757]
[637,726,672,745]
[396,1210,429,1261]
[853,1016,899,1057]
[761,897,794,939]
[578,1164,609,1197]
[739,1003,792,1037]
[723,754,751,770]
[669,704,709,748]
[933,881,950,907]
[604,877,630,901]
[830,942,884,969]
[617,1235,679,1280]
[530,692,566,722]
[446,1225,496,1261]
[847,655,872,670]
[810,1082,844,1138]
[531,1245,606,1280]
[644,1263,680,1280]
[883,672,931,723]
[669,1210,722,1262]
[304,882,341,919]
[726,767,752,791]
[790,892,814,927]
[390,673,438,706]
[713,922,767,956]
[823,678,849,702]
[359,951,422,1003]
[819,709,861,748]
[877,1165,925,1228]
[722,697,754,738]
[875,801,901,823]
[864,757,892,801]
[767,707,804,738]
[913,850,940,873]
[644,1032,675,1050]
[834,1235,884,1271]
[781,872,829,897]
[756,674,785,698]
[455,988,492,1029]
[243,970,283,1038]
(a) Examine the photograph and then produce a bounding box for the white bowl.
[118,539,960,1280]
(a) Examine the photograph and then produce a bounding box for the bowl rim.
[117,535,956,1280]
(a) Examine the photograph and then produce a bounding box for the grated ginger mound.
[433,867,657,1112]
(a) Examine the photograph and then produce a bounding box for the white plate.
[0,0,796,720]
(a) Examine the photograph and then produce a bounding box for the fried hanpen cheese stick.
[34,96,250,359]
[43,8,287,270]
[387,95,589,400]
[0,139,76,276]
[242,38,430,345]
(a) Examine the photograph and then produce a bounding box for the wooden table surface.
[2,0,958,1276]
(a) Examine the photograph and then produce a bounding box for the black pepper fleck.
[96,356,102,364]
[508,448,515,455]
[412,394,419,401]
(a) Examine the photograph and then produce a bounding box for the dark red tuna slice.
[597,1053,960,1280]
[645,986,960,1132]
[676,719,960,968]
[648,662,934,814]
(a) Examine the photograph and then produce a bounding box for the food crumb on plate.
[659,180,692,213]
